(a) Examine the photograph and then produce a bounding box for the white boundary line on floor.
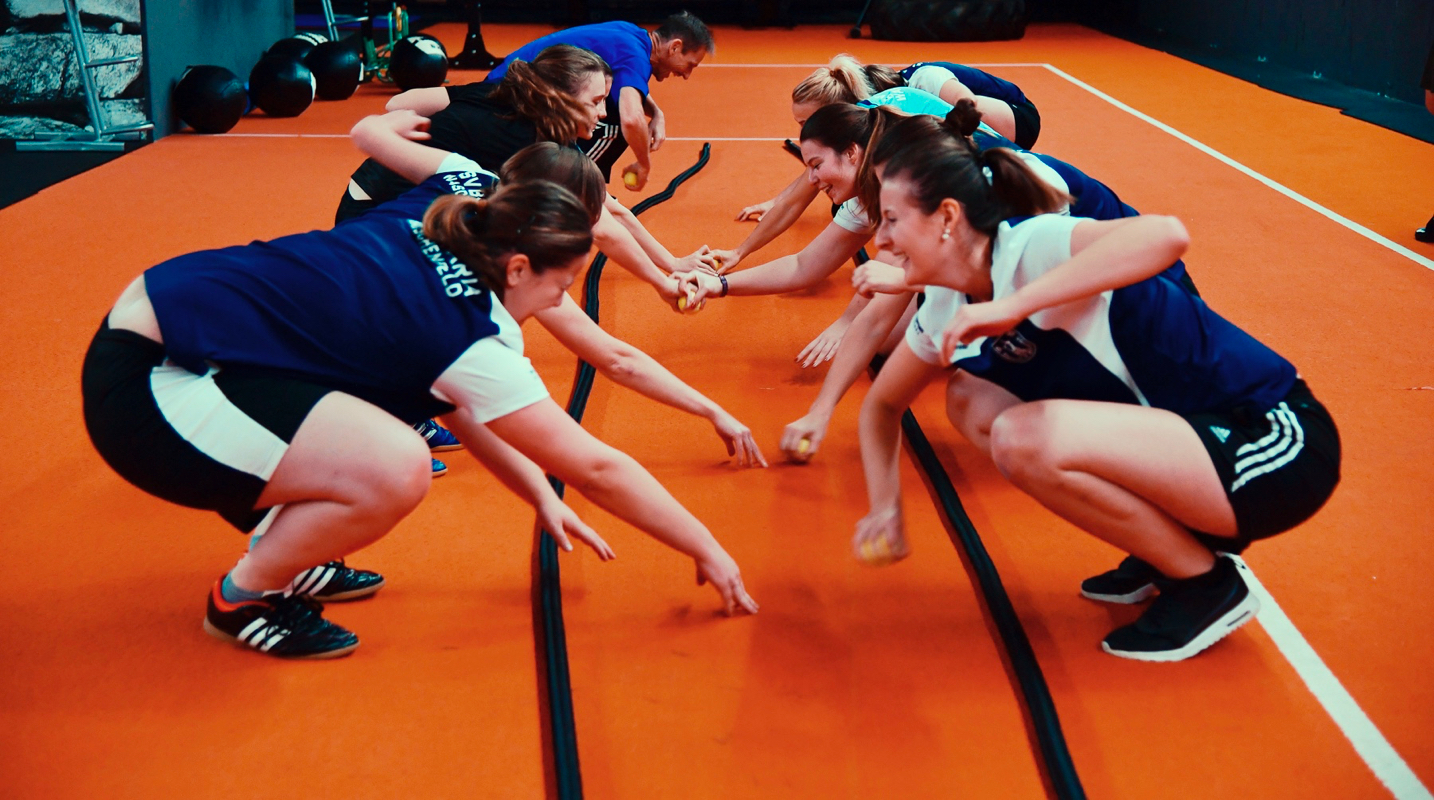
[1232,557,1432,799]
[1042,63,1434,273]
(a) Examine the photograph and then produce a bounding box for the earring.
[941,229,951,241]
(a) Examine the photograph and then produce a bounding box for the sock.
[249,532,264,552]
[220,572,268,603]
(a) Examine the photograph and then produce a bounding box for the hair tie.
[982,165,994,186]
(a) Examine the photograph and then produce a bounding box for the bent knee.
[988,404,1056,480]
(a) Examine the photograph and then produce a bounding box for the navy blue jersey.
[145,163,548,425]
[900,62,1029,106]
[908,215,1295,415]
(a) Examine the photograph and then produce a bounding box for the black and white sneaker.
[288,560,385,602]
[1101,555,1259,662]
[1080,555,1162,604]
[203,583,360,659]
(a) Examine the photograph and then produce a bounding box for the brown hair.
[791,54,874,106]
[863,63,904,93]
[490,44,612,143]
[871,99,1070,233]
[799,102,910,223]
[499,142,606,226]
[654,11,715,54]
[422,180,593,300]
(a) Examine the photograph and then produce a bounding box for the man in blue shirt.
[483,12,714,189]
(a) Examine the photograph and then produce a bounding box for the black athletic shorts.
[1009,99,1041,151]
[1422,39,1434,93]
[1184,379,1340,552]
[81,320,331,532]
[335,188,377,225]
[579,96,628,182]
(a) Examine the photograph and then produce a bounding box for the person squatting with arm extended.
[852,110,1339,662]
[388,12,715,193]
[82,118,758,661]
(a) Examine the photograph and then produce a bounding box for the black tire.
[868,0,1028,42]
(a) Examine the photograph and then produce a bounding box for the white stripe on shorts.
[149,364,289,481]
[1230,403,1305,492]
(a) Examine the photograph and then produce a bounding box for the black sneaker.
[1080,555,1162,603]
[1101,555,1260,662]
[288,559,385,602]
[203,582,359,659]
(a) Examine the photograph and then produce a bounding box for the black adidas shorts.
[81,320,331,532]
[1184,379,1340,551]
[1009,99,1041,151]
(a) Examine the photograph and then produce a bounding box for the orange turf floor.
[2,22,1432,800]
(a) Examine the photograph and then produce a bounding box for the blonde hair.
[792,54,875,106]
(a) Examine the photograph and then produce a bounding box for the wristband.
[718,273,729,297]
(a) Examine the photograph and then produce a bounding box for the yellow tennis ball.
[623,170,639,188]
[797,438,811,455]
[677,294,700,313]
[712,255,724,270]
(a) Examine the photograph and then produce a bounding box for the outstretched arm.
[687,221,871,302]
[782,291,914,461]
[604,196,716,274]
[617,86,654,190]
[534,295,766,467]
[485,398,760,615]
[854,341,945,564]
[713,170,823,271]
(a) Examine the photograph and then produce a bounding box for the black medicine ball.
[248,56,316,117]
[305,40,364,100]
[389,36,448,90]
[173,65,248,133]
[266,32,327,62]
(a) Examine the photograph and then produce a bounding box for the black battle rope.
[898,407,1087,800]
[532,144,712,800]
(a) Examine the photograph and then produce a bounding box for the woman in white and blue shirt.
[854,107,1339,662]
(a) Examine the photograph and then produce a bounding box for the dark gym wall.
[1074,0,1434,105]
[143,0,293,137]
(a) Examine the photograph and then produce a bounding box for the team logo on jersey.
[1210,426,1232,443]
[407,219,484,297]
[442,170,498,199]
[992,329,1037,363]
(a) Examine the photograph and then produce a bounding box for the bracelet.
[718,272,729,298]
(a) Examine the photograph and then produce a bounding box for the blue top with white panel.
[483,21,653,101]
[146,157,550,425]
[899,62,1029,106]
[906,214,1295,414]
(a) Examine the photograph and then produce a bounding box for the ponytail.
[792,53,875,106]
[499,141,606,225]
[422,180,594,300]
[490,44,611,143]
[864,63,903,93]
[868,99,1069,231]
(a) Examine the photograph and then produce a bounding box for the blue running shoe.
[415,419,462,452]
[431,457,448,477]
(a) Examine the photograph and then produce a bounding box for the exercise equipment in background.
[248,56,316,117]
[305,40,365,100]
[388,35,448,90]
[173,66,248,133]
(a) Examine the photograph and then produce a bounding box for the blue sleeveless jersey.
[146,167,506,424]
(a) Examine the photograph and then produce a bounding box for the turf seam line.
[532,144,713,800]
[897,407,1087,800]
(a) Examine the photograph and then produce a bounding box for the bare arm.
[690,221,871,301]
[715,171,823,270]
[617,86,653,189]
[592,204,678,297]
[603,196,714,274]
[859,341,945,515]
[782,291,915,460]
[941,216,1189,358]
[386,87,452,115]
[485,398,759,614]
[535,296,766,467]
[439,407,614,559]
[349,111,446,184]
